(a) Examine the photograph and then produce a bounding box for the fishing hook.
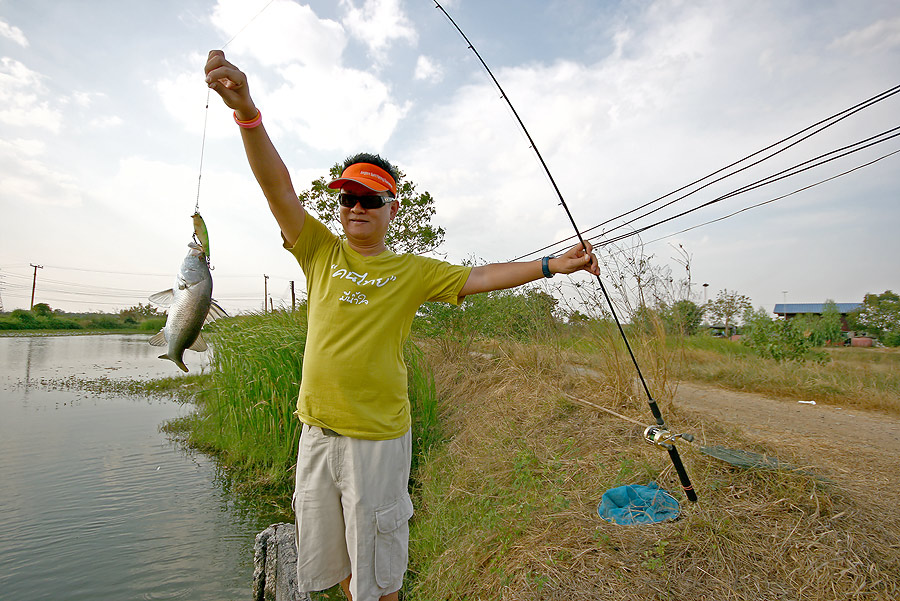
[434,1,697,502]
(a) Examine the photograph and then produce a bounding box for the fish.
[148,241,227,372]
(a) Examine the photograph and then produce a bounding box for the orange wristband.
[234,110,262,129]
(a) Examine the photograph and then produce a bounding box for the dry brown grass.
[405,337,900,600]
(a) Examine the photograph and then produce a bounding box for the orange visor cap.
[327,162,397,197]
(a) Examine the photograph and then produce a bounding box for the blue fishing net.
[598,482,680,525]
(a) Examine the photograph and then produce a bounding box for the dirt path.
[674,381,900,511]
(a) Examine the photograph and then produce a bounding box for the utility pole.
[782,291,788,319]
[30,264,43,309]
[263,274,269,313]
[290,281,295,311]
[0,267,5,312]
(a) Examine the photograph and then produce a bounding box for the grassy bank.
[0,307,165,333]
[163,300,899,598]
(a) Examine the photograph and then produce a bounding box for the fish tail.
[158,353,189,373]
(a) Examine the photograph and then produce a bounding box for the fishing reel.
[643,425,694,450]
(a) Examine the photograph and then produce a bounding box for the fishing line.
[511,83,900,261]
[195,90,211,215]
[434,1,698,502]
[194,0,277,215]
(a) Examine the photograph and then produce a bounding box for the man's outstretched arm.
[459,241,600,297]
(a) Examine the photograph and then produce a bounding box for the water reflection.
[23,336,37,392]
[0,334,276,601]
[0,333,210,384]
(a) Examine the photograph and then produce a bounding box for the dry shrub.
[406,338,900,600]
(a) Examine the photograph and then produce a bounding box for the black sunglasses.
[339,193,394,210]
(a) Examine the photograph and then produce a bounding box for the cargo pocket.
[374,495,414,589]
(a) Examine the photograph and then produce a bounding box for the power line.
[593,129,900,249]
[511,83,900,261]
[516,125,900,259]
[616,147,900,250]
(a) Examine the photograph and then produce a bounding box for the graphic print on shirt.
[331,264,398,307]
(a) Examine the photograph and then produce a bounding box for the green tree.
[32,302,52,317]
[299,164,445,255]
[663,299,704,336]
[849,290,900,346]
[818,300,843,346]
[705,289,751,336]
[740,305,818,362]
[119,303,163,322]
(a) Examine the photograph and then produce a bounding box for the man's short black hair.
[343,152,399,184]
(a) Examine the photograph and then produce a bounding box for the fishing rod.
[433,2,697,502]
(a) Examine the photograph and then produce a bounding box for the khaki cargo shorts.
[292,424,413,600]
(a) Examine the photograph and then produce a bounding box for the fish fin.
[204,299,228,325]
[148,329,167,347]
[189,335,208,352]
[159,354,189,373]
[149,289,175,306]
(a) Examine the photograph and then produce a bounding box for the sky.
[1,0,898,317]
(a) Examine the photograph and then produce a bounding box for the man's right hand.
[204,50,257,120]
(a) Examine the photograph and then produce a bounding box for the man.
[205,50,600,601]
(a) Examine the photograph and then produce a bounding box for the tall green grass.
[172,310,442,501]
[180,311,306,493]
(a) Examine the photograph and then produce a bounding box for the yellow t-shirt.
[285,214,472,440]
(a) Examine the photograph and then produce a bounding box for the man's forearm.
[458,242,599,297]
[459,260,547,296]
[239,122,306,244]
[240,123,293,200]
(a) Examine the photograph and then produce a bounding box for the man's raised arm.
[204,50,306,246]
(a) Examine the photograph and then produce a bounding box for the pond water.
[0,334,281,600]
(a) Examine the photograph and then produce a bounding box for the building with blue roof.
[773,303,862,317]
[773,302,862,332]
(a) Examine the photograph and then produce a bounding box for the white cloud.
[69,91,105,108]
[211,0,345,67]
[830,17,900,55]
[0,138,82,207]
[339,0,417,63]
[0,58,63,132]
[414,55,442,83]
[268,62,411,152]
[174,0,410,152]
[155,58,235,139]
[0,19,28,47]
[1,137,44,156]
[89,115,123,128]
